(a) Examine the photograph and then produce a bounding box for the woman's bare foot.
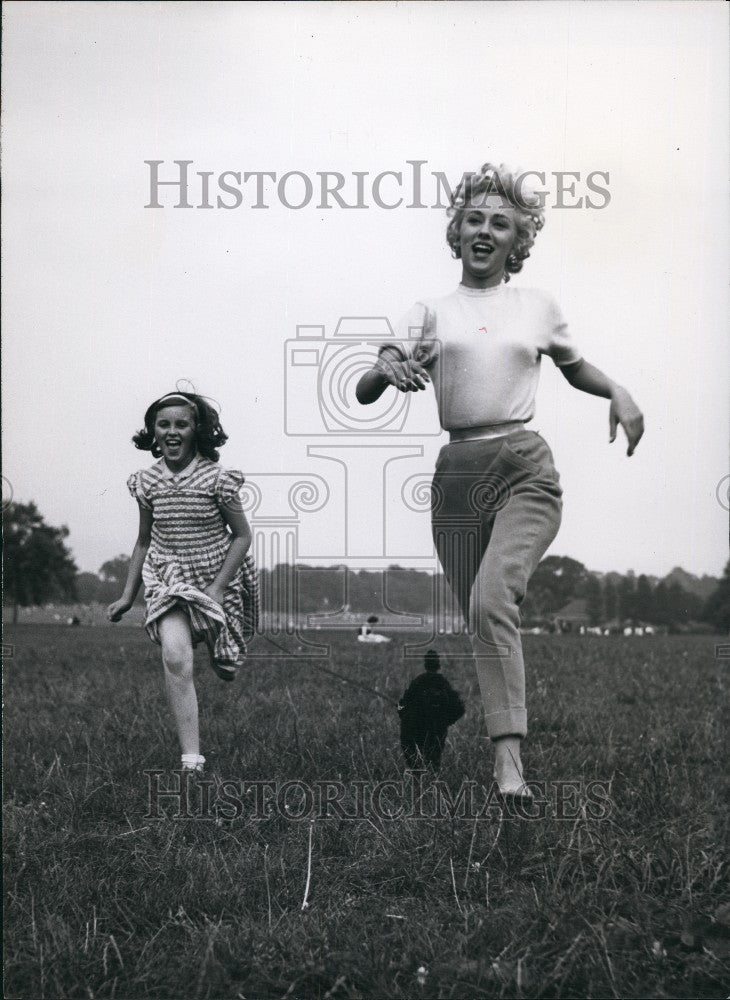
[493,735,532,797]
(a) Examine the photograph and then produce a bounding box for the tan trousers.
[431,429,563,738]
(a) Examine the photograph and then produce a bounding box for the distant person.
[398,650,465,769]
[357,614,391,644]
[358,163,643,801]
[108,391,259,774]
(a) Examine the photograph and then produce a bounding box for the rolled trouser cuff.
[485,708,527,740]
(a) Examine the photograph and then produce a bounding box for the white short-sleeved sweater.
[378,284,582,429]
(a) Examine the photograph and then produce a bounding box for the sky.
[2,0,728,580]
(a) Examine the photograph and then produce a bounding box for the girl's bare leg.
[158,608,199,756]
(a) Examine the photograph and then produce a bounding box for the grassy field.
[3,625,729,998]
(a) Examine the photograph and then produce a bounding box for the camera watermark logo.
[237,312,521,658]
[280,312,450,646]
[284,317,439,437]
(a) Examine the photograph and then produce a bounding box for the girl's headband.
[153,393,199,417]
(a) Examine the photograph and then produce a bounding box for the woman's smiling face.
[459,199,518,287]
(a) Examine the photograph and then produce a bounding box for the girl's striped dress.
[127,455,259,673]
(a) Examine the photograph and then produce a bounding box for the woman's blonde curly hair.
[446,163,545,282]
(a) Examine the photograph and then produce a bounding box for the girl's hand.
[609,388,645,456]
[108,598,132,622]
[203,583,226,608]
[376,357,431,393]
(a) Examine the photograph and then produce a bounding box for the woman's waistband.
[448,420,527,443]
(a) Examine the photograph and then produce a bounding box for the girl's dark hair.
[132,391,228,462]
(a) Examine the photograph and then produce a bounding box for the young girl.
[357,163,644,800]
[108,391,259,773]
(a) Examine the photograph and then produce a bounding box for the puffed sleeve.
[127,471,152,510]
[215,468,245,508]
[377,301,438,372]
[542,294,582,368]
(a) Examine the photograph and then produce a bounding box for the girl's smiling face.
[459,200,518,288]
[153,405,197,470]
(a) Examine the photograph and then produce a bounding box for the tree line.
[3,500,729,632]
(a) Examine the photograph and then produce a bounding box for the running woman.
[357,163,643,798]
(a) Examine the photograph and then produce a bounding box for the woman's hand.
[203,583,226,608]
[376,357,431,393]
[108,598,133,622]
[560,359,644,456]
[357,355,432,404]
[609,387,644,456]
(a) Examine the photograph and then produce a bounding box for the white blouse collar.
[157,453,200,481]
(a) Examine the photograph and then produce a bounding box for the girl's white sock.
[180,753,206,772]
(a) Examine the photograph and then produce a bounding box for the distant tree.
[76,572,101,603]
[635,574,654,622]
[384,567,435,615]
[3,501,78,623]
[529,556,589,615]
[275,565,348,616]
[653,580,670,625]
[603,579,618,621]
[585,575,604,625]
[94,555,137,604]
[617,574,636,621]
[703,560,730,633]
[99,555,132,584]
[351,570,383,612]
[665,581,703,626]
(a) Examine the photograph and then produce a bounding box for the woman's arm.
[203,503,253,606]
[560,358,645,456]
[107,504,153,621]
[356,355,431,404]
